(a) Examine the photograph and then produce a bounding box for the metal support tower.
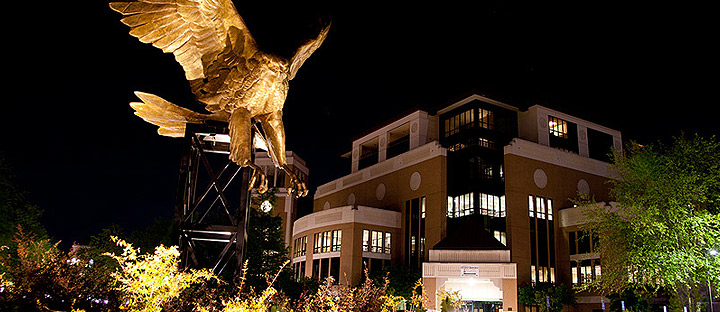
[174,121,252,280]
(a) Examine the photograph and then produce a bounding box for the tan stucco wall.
[313,156,447,264]
[503,153,612,289]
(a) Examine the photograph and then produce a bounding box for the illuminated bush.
[103,237,215,312]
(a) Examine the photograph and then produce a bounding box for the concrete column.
[351,145,359,173]
[502,278,518,312]
[378,132,387,163]
[410,121,420,150]
[577,125,589,157]
[537,114,550,147]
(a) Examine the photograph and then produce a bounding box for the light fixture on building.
[261,200,273,213]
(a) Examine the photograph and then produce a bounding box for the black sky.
[1,2,717,247]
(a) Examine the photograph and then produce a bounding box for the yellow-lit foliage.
[104,236,215,312]
[289,275,426,312]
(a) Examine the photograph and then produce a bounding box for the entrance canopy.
[423,218,516,312]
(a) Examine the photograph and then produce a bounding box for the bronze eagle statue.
[110,0,331,197]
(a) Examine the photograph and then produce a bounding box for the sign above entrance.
[461,265,480,277]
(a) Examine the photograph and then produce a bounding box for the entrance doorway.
[457,301,503,312]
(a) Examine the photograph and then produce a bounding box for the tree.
[517,282,576,312]
[581,134,720,311]
[244,188,296,295]
[0,227,118,312]
[0,154,46,247]
[370,265,422,299]
[606,288,650,312]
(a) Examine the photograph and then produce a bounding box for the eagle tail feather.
[130,91,208,137]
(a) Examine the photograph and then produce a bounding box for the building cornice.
[437,94,519,115]
[527,104,622,137]
[315,141,446,199]
[504,138,616,178]
[292,205,401,237]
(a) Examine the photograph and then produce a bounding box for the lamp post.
[709,249,718,312]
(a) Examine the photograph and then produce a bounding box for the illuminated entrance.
[423,261,517,312]
[424,220,516,312]
[458,301,503,312]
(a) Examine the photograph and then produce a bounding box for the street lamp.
[709,249,718,312]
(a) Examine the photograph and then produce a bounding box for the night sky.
[1,2,717,248]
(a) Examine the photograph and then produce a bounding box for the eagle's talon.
[248,164,268,194]
[288,177,308,198]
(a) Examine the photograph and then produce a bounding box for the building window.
[312,257,340,283]
[478,138,495,149]
[293,236,307,257]
[548,115,578,153]
[313,230,341,253]
[494,230,507,245]
[529,195,555,285]
[548,116,568,139]
[444,108,475,137]
[571,259,601,285]
[478,108,494,130]
[363,229,391,254]
[293,261,306,280]
[531,266,555,283]
[479,193,506,217]
[358,138,379,170]
[448,142,467,152]
[363,257,389,277]
[529,195,553,220]
[588,128,615,162]
[568,230,598,255]
[447,192,474,218]
[371,230,382,253]
[386,125,410,159]
[362,230,369,252]
[331,230,342,252]
[406,197,426,269]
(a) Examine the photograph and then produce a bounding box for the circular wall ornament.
[614,140,622,150]
[376,183,386,201]
[352,148,358,159]
[577,179,590,195]
[379,136,386,147]
[410,171,422,191]
[533,168,548,189]
[539,117,547,128]
[411,122,419,133]
[347,193,356,206]
[579,129,587,141]
[323,201,330,210]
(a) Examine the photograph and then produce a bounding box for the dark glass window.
[358,147,378,170]
[312,259,319,279]
[405,197,426,268]
[330,257,340,283]
[293,236,307,257]
[568,230,598,255]
[588,128,614,162]
[386,130,410,159]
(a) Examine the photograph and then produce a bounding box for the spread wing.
[109,0,257,81]
[288,21,331,80]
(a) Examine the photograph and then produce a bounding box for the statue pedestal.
[174,122,252,281]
